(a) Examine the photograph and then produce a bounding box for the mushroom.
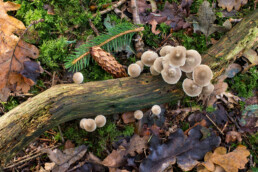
[151,105,161,116]
[186,72,193,79]
[128,63,141,78]
[159,45,174,56]
[136,60,144,72]
[95,115,106,128]
[201,83,214,95]
[167,46,186,67]
[141,50,159,67]
[182,78,203,97]
[134,110,143,120]
[81,119,97,132]
[80,118,87,129]
[161,66,182,84]
[73,72,84,84]
[150,65,160,76]
[180,50,202,73]
[153,57,163,73]
[193,65,213,87]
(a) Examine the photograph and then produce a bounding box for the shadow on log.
[0,9,257,165]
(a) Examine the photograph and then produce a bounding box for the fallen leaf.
[149,19,161,35]
[41,145,87,172]
[200,145,250,172]
[188,1,231,37]
[225,131,242,143]
[64,140,75,150]
[0,0,41,101]
[139,125,221,172]
[121,111,135,124]
[102,146,127,168]
[242,48,258,65]
[218,0,248,12]
[126,134,148,156]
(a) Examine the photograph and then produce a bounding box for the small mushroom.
[80,118,87,129]
[193,65,213,87]
[151,105,161,116]
[73,72,84,84]
[159,45,174,56]
[201,83,214,95]
[128,64,141,78]
[167,46,186,67]
[141,50,159,67]
[186,72,193,79]
[81,119,97,132]
[180,50,202,73]
[134,110,143,120]
[136,60,144,72]
[161,66,182,84]
[182,78,203,97]
[153,57,163,73]
[150,65,160,76]
[95,115,106,128]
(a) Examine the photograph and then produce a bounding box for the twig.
[58,125,65,143]
[92,0,126,18]
[205,113,224,135]
[4,144,60,169]
[131,0,141,24]
[72,27,144,65]
[51,71,56,86]
[88,19,100,36]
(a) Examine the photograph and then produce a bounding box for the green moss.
[227,67,258,98]
[206,106,216,113]
[1,97,19,111]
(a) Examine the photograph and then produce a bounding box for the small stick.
[205,113,224,135]
[92,0,126,18]
[58,125,65,143]
[88,19,100,36]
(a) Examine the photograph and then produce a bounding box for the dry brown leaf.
[0,0,40,101]
[200,145,250,172]
[126,134,148,156]
[149,19,161,35]
[121,111,135,124]
[64,140,75,150]
[102,146,127,168]
[225,131,242,143]
[218,0,248,12]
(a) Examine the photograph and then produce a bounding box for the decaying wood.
[0,9,257,166]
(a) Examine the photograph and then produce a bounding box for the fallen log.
[0,9,257,165]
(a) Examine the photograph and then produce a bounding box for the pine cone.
[90,46,128,78]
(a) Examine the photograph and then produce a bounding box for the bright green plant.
[1,97,19,112]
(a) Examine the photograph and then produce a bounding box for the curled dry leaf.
[218,0,248,12]
[200,145,250,172]
[139,125,221,172]
[121,111,135,124]
[225,131,242,143]
[149,19,161,35]
[0,0,41,101]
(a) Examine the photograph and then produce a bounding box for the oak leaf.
[218,0,248,12]
[0,0,41,101]
[200,145,250,172]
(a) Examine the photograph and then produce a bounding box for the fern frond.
[65,23,144,71]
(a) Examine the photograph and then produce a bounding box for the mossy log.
[0,10,257,165]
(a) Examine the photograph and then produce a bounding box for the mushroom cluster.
[80,115,106,132]
[127,46,214,97]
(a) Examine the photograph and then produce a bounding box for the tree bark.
[0,9,257,165]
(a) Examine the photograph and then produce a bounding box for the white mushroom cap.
[186,72,193,79]
[95,115,106,128]
[134,110,143,120]
[73,72,84,84]
[128,64,141,78]
[159,45,174,56]
[150,65,160,76]
[80,118,87,129]
[167,46,186,67]
[193,65,213,87]
[141,50,159,67]
[136,60,144,72]
[182,78,203,97]
[201,83,214,95]
[161,66,182,84]
[180,50,202,73]
[151,105,161,116]
[82,119,97,132]
[153,57,163,73]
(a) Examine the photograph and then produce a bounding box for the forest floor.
[0,0,257,172]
